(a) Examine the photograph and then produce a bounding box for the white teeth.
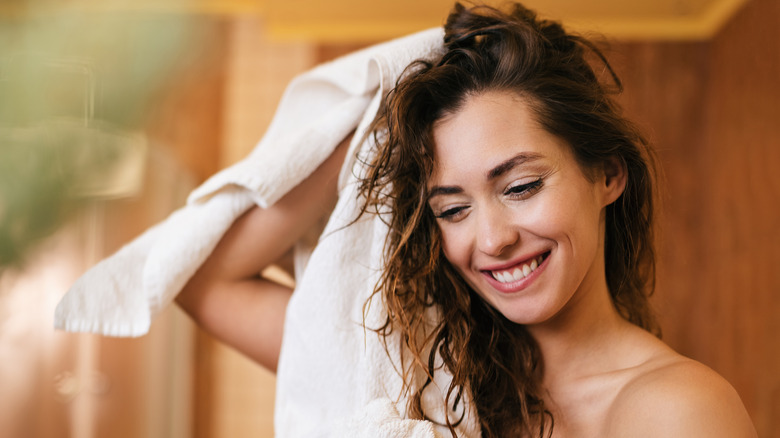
[491,254,545,284]
[501,271,513,283]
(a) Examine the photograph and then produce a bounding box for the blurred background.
[0,0,777,437]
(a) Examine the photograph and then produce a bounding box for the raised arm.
[176,135,351,371]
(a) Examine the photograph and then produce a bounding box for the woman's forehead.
[429,91,568,180]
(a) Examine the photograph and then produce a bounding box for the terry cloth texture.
[55,27,480,437]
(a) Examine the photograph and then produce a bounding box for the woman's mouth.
[486,252,549,284]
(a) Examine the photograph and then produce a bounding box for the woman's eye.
[504,179,543,198]
[435,205,468,221]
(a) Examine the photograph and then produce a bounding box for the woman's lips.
[481,251,550,292]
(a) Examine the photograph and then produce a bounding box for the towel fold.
[333,398,446,438]
[55,27,480,437]
[55,27,444,338]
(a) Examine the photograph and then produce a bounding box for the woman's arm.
[175,135,351,372]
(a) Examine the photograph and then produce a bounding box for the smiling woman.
[358,3,757,437]
[428,91,617,327]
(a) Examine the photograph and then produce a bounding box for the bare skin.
[538,313,757,437]
[429,90,757,437]
[175,135,351,372]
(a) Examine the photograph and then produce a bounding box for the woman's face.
[427,90,622,326]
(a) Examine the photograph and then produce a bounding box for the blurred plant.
[0,0,199,268]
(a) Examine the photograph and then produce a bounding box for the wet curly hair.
[358,2,659,437]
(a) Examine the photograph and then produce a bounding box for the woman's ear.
[600,156,627,207]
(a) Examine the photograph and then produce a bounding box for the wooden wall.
[193,16,316,438]
[613,0,779,435]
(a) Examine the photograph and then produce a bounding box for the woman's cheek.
[439,226,474,276]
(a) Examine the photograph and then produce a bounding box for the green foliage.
[0,2,197,267]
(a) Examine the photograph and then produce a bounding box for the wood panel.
[613,0,779,435]
[199,16,315,438]
[144,17,228,183]
[699,0,780,432]
[262,0,748,41]
[135,16,229,438]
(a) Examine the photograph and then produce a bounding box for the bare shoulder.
[607,353,757,437]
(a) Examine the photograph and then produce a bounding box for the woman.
[356,3,756,437]
[178,2,756,437]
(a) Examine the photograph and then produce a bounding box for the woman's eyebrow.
[486,152,543,180]
[428,185,463,200]
[428,152,543,200]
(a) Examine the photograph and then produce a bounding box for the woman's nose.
[475,206,519,257]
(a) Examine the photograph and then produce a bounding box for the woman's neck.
[527,273,633,389]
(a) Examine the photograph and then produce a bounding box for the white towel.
[55,27,480,437]
[333,398,446,438]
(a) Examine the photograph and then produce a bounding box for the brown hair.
[358,3,658,437]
